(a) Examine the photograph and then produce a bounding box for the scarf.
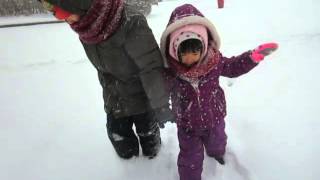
[70,0,124,44]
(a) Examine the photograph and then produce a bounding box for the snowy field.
[1,0,320,180]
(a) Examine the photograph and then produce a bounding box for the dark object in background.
[217,0,224,8]
[125,0,159,16]
[0,0,47,16]
[0,0,159,16]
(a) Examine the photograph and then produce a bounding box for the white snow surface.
[1,0,320,180]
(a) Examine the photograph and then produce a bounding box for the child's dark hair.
[178,39,203,61]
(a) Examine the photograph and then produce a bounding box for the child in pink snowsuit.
[160,4,278,180]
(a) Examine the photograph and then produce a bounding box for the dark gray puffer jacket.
[86,6,169,118]
[46,0,169,118]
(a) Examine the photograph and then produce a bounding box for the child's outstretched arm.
[221,42,278,78]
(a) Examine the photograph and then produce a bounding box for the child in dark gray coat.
[40,0,174,159]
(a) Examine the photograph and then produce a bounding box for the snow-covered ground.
[1,0,320,180]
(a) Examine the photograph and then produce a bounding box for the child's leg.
[203,120,227,158]
[178,128,204,180]
[106,113,139,159]
[134,112,161,158]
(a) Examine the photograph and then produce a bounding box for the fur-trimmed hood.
[160,4,221,67]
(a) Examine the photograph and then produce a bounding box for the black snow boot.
[106,114,140,159]
[214,157,225,165]
[133,111,162,159]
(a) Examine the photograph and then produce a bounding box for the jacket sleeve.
[45,0,92,15]
[220,51,258,78]
[124,15,170,109]
[163,68,176,96]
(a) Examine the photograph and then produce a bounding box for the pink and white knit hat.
[169,24,208,61]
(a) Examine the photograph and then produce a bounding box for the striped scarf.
[70,0,124,44]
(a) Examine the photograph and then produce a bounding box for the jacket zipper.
[190,80,204,122]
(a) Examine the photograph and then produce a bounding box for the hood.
[160,4,221,67]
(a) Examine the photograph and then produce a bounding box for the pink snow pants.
[177,120,227,180]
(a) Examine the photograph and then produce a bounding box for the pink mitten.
[250,43,279,63]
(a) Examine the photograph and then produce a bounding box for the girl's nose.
[185,54,197,62]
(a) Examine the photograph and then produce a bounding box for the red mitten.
[250,43,279,63]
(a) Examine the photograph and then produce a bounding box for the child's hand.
[250,43,279,63]
[154,106,176,128]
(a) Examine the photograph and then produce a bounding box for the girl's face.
[65,14,80,24]
[180,50,202,67]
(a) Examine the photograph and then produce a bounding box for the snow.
[1,0,320,180]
